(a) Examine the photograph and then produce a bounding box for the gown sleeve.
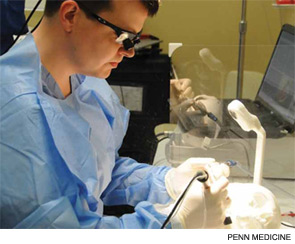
[101,157,172,206]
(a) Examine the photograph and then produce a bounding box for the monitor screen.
[257,29,295,125]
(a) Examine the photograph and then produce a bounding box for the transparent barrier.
[169,44,273,100]
[154,43,295,228]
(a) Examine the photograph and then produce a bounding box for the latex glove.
[165,157,229,200]
[170,78,194,106]
[176,176,230,229]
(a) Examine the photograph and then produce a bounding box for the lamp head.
[227,100,262,132]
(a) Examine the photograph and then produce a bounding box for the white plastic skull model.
[226,183,281,229]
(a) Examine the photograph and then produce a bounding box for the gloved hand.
[176,176,230,229]
[170,78,195,106]
[170,79,195,123]
[165,157,230,200]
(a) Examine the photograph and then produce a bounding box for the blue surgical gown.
[0,33,172,228]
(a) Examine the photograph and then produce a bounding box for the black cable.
[155,132,166,138]
[281,222,295,228]
[161,171,208,229]
[3,0,43,54]
[31,15,43,33]
[157,136,169,143]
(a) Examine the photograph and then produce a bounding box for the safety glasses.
[77,1,142,50]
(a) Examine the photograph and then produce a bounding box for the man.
[0,0,229,228]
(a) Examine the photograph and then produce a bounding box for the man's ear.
[59,0,81,33]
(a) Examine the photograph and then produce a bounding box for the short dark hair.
[44,0,159,17]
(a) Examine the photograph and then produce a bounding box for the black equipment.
[107,50,170,164]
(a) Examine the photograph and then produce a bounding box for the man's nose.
[118,47,135,58]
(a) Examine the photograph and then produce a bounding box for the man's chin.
[93,69,113,79]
